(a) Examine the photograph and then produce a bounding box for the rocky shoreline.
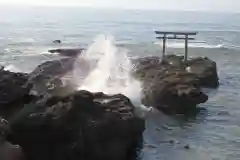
[0,54,219,160]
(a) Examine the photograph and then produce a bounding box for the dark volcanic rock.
[27,58,77,97]
[48,48,84,57]
[143,55,219,88]
[53,40,61,44]
[28,58,76,80]
[185,57,219,88]
[9,90,144,160]
[133,56,208,114]
[160,55,219,88]
[0,117,10,140]
[0,70,31,116]
[0,117,24,160]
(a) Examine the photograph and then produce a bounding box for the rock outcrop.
[0,68,144,160]
[8,90,144,160]
[185,57,219,88]
[132,55,209,114]
[0,70,29,105]
[0,54,218,117]
[26,58,78,97]
[0,70,31,118]
[53,40,61,44]
[158,55,219,88]
[0,53,219,159]
[48,49,84,57]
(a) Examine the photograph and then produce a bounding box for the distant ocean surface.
[1,6,240,160]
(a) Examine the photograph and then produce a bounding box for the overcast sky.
[0,0,239,12]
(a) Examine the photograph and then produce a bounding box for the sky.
[0,0,239,12]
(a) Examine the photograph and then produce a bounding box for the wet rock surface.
[132,55,216,114]
[26,58,78,97]
[52,40,61,44]
[0,65,145,160]
[48,48,84,57]
[8,90,144,160]
[29,58,76,79]
[185,57,219,88]
[0,68,144,160]
[0,54,218,116]
[0,70,31,118]
[160,55,219,88]
[0,70,29,105]
[0,54,219,160]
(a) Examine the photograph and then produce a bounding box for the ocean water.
[1,6,240,160]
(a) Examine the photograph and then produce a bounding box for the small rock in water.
[144,144,157,149]
[48,48,84,57]
[184,144,190,149]
[169,140,175,144]
[217,111,230,116]
[53,40,61,44]
[161,124,172,130]
[168,139,180,145]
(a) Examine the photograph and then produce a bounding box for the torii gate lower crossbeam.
[155,31,197,62]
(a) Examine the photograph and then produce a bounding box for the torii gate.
[155,31,197,62]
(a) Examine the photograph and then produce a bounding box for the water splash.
[73,35,152,117]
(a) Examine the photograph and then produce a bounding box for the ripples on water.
[0,7,240,160]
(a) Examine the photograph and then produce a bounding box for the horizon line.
[0,4,239,14]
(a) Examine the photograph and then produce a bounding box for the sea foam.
[73,35,152,118]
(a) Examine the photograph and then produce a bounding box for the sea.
[1,6,240,160]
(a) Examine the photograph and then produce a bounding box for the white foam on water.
[154,41,225,49]
[72,35,152,118]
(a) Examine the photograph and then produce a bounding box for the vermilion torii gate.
[155,31,197,62]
